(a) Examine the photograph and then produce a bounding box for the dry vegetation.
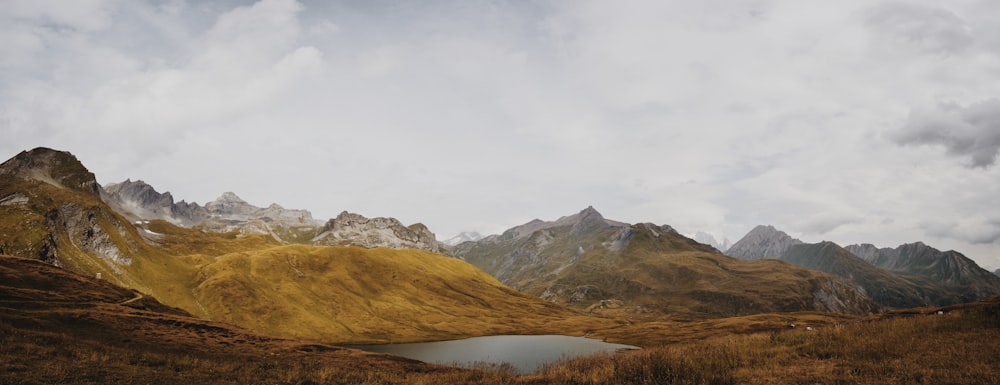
[3,254,999,384]
[189,244,620,343]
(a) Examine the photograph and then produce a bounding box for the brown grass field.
[3,254,999,385]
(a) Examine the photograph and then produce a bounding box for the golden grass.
[191,244,619,343]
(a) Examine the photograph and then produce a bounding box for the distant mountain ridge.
[442,231,483,246]
[693,231,731,252]
[101,179,440,251]
[726,225,1000,308]
[450,207,877,318]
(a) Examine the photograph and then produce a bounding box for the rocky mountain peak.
[214,192,248,204]
[313,211,441,252]
[693,231,731,252]
[442,231,483,246]
[103,179,174,206]
[725,225,803,260]
[0,147,100,196]
[844,243,880,263]
[101,179,200,225]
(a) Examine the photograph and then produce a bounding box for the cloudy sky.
[3,0,999,269]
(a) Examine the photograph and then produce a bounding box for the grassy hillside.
[0,254,464,385]
[4,253,997,385]
[188,244,617,343]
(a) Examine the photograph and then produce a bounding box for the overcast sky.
[3,0,1000,270]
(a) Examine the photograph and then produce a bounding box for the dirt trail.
[120,292,144,305]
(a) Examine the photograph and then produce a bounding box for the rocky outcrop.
[103,179,203,226]
[725,225,803,260]
[312,211,441,252]
[48,203,136,267]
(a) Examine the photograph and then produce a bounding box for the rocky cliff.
[103,179,203,226]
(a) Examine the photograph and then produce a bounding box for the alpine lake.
[347,335,639,374]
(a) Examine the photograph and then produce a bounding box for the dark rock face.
[102,179,203,226]
[0,147,100,196]
[725,225,803,260]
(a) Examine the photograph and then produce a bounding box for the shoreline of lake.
[344,334,639,374]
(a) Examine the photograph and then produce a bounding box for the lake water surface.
[349,335,639,374]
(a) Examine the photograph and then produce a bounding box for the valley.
[2,147,999,384]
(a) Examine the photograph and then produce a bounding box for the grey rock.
[442,231,483,246]
[312,211,442,252]
[725,225,803,260]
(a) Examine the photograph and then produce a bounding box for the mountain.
[693,231,730,252]
[725,225,803,260]
[102,179,442,250]
[0,147,101,195]
[845,242,1000,302]
[0,147,614,343]
[103,179,324,242]
[443,231,483,246]
[778,242,933,308]
[0,147,147,270]
[995,268,1000,277]
[103,179,204,226]
[726,224,1000,307]
[312,211,442,253]
[449,207,878,318]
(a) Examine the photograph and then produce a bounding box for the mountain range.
[0,147,611,343]
[102,178,443,252]
[3,146,999,343]
[725,225,1000,308]
[448,207,877,318]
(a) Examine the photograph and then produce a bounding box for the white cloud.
[2,0,1000,270]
